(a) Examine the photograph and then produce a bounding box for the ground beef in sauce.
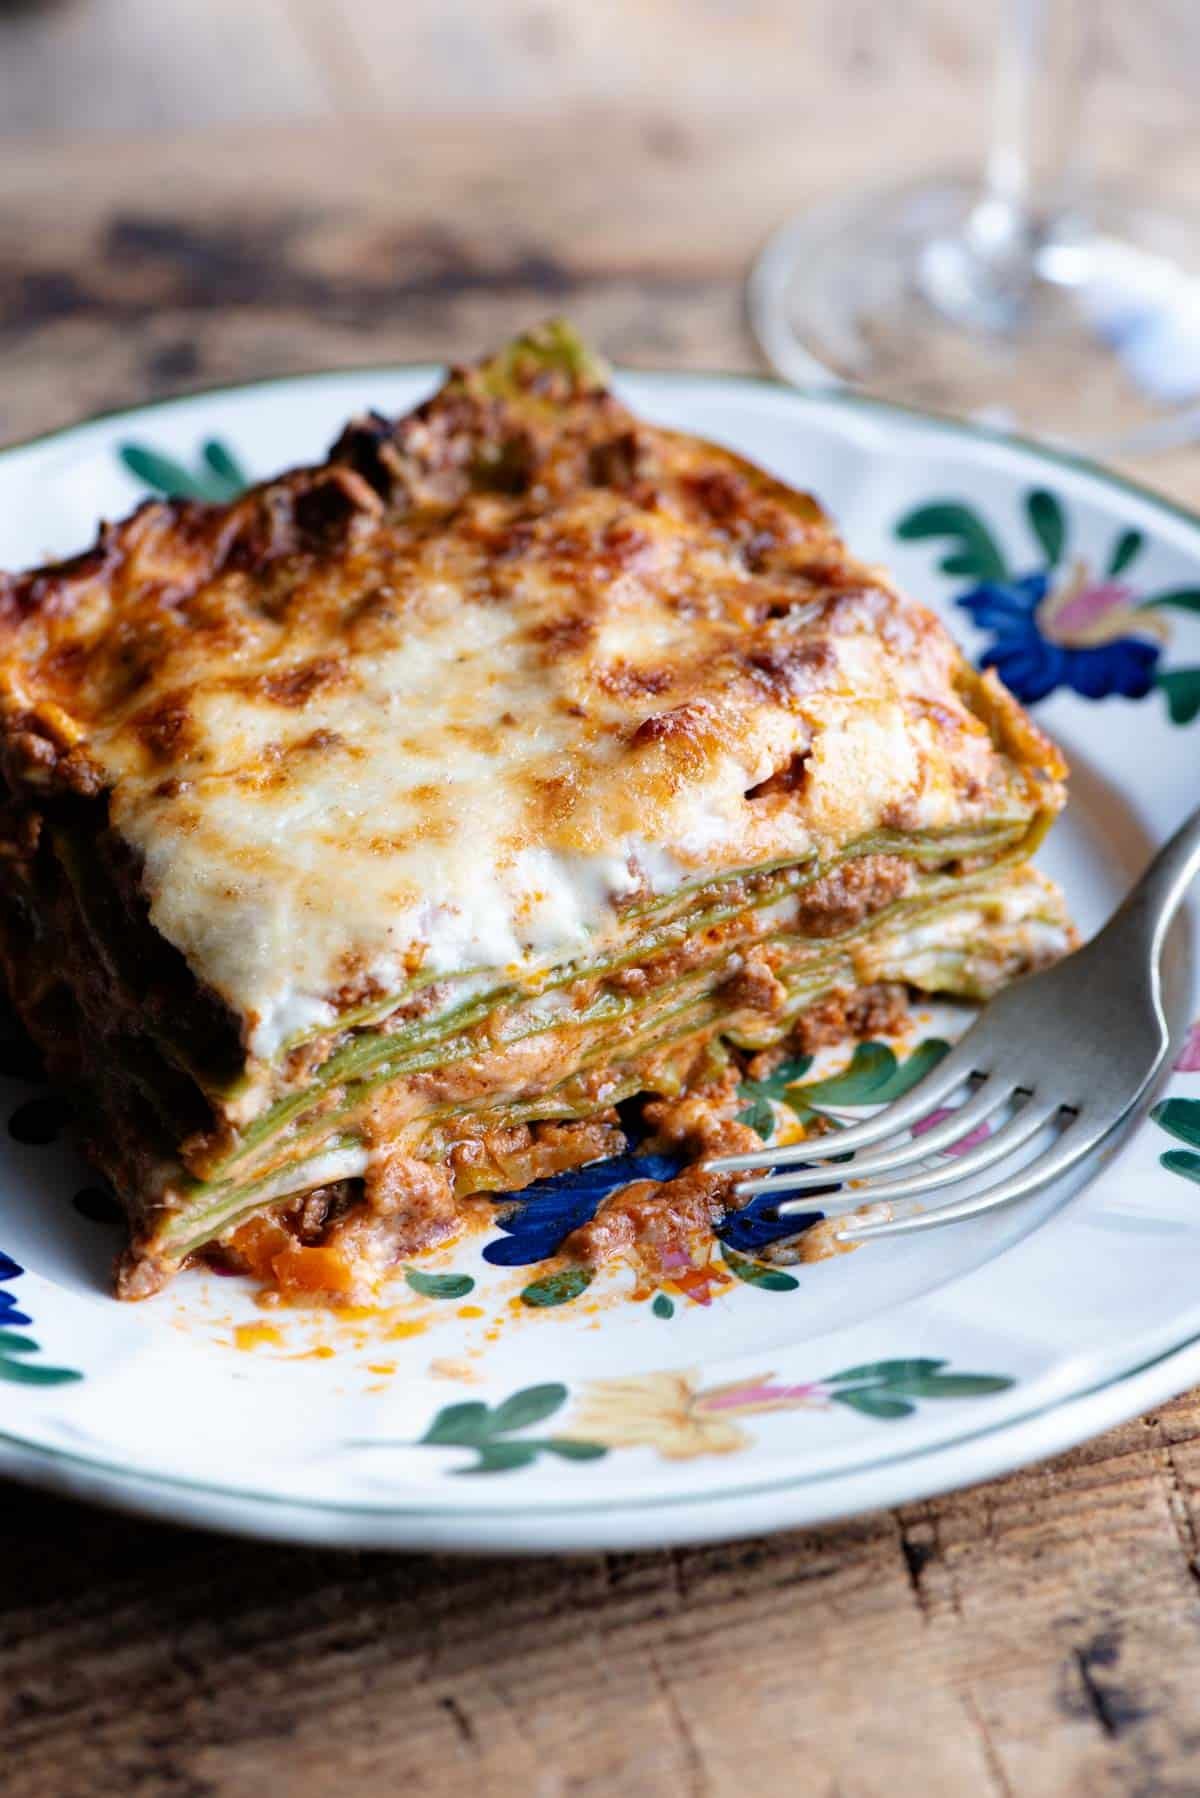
[717,948,787,1017]
[362,1150,458,1232]
[281,1181,360,1244]
[560,983,909,1274]
[786,981,908,1053]
[792,855,912,937]
[562,1117,767,1270]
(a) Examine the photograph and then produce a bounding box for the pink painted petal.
[912,1107,991,1156]
[1175,1021,1200,1072]
[700,1382,820,1412]
[1051,580,1135,634]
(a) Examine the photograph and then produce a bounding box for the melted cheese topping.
[0,340,1067,1060]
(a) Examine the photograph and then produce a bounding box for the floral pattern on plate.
[1152,1026,1200,1187]
[896,488,1200,719]
[362,1358,1017,1472]
[0,1253,82,1387]
[119,437,248,503]
[1174,1022,1200,1073]
[471,1034,962,1316]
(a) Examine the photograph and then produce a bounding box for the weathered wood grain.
[0,0,333,135]
[4,1395,1200,1796]
[0,102,1199,1797]
[0,108,1197,500]
[1,0,1198,135]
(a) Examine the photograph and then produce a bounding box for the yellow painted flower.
[562,1369,826,1460]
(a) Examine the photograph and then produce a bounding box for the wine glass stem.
[973,0,1089,271]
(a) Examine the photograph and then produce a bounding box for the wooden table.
[3,105,1200,1797]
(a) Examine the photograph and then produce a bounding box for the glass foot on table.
[750,177,1200,457]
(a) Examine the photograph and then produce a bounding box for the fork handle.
[1104,801,1200,967]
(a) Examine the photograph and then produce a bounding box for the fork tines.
[706,1045,1083,1243]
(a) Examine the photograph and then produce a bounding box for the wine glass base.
[750,178,1200,455]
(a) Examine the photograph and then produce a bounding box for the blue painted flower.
[0,1250,32,1327]
[956,569,1163,703]
[895,490,1195,709]
[482,1147,829,1267]
[717,1191,825,1254]
[483,1152,685,1266]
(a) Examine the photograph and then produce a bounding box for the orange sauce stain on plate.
[383,1316,427,1342]
[232,1322,284,1351]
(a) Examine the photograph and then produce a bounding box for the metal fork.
[707,804,1200,1245]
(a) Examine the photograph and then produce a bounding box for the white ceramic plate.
[1,366,1197,1552]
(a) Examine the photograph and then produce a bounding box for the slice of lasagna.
[0,323,1072,1300]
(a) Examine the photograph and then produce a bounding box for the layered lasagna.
[0,323,1072,1300]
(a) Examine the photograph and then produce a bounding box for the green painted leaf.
[0,1327,83,1385]
[736,1092,775,1140]
[120,443,215,499]
[737,1053,815,1137]
[403,1267,475,1300]
[1162,1149,1200,1183]
[1146,589,1200,616]
[788,1039,950,1111]
[414,1383,599,1473]
[832,1390,914,1420]
[940,550,992,578]
[0,1359,84,1386]
[792,1041,897,1107]
[869,1038,951,1103]
[883,1373,1014,1398]
[720,1242,800,1292]
[895,502,1008,583]
[1159,668,1200,726]
[456,1441,538,1475]
[1026,489,1066,567]
[420,1400,490,1447]
[455,1433,606,1473]
[756,1054,814,1099]
[826,1359,947,1384]
[1108,528,1144,577]
[120,438,249,502]
[652,1293,675,1319]
[1152,1098,1200,1151]
[520,1268,593,1308]
[202,439,249,494]
[541,1438,608,1461]
[825,1359,1011,1402]
[489,1383,568,1434]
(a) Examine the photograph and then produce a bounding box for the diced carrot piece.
[226,1215,293,1278]
[270,1242,358,1297]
